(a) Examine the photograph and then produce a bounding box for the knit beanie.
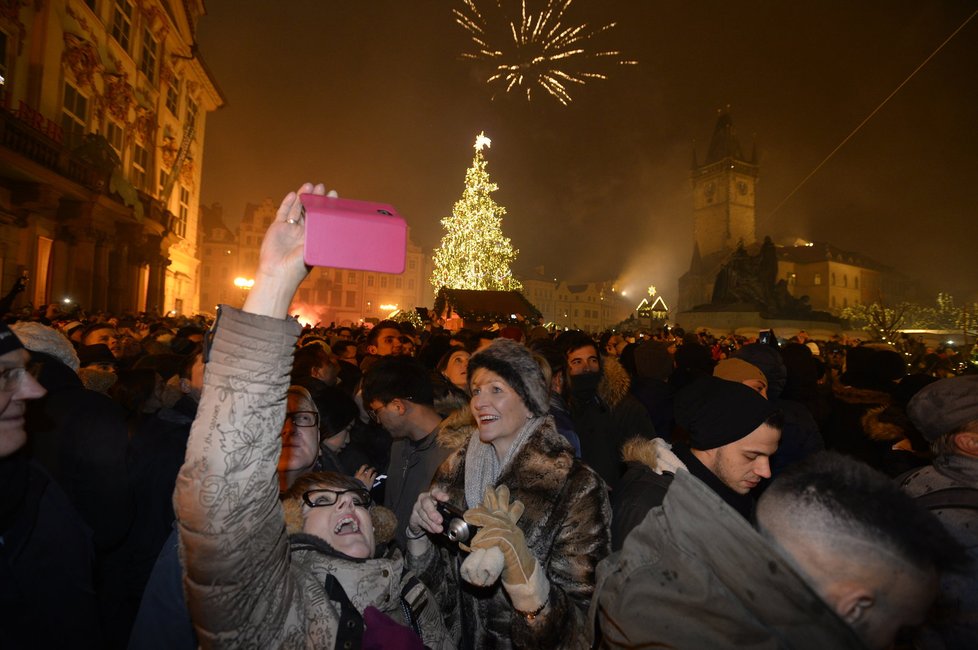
[736,343,786,398]
[714,358,767,391]
[906,375,978,441]
[674,375,777,450]
[10,321,79,371]
[467,338,549,417]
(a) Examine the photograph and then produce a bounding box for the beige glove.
[462,485,550,616]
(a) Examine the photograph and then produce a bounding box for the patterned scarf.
[464,416,544,509]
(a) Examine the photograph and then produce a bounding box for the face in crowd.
[441,349,470,390]
[279,391,321,475]
[82,326,123,359]
[300,481,375,558]
[698,422,780,494]
[470,367,533,459]
[0,348,46,457]
[369,327,402,357]
[567,344,601,376]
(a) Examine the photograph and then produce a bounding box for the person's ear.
[953,432,978,457]
[837,589,874,626]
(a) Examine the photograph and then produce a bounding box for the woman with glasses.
[279,384,377,492]
[174,183,452,648]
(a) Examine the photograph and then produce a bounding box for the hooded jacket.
[409,417,611,649]
[173,306,451,648]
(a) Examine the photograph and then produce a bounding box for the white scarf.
[464,416,544,509]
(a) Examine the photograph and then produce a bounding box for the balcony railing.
[0,101,106,191]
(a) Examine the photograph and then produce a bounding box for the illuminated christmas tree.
[430,132,522,292]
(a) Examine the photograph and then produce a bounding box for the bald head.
[756,453,964,649]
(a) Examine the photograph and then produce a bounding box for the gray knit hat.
[907,375,978,441]
[10,321,79,371]
[468,338,549,417]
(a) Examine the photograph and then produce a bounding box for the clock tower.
[691,111,759,258]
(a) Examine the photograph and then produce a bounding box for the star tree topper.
[475,132,492,151]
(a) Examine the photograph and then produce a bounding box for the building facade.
[679,111,904,316]
[521,274,632,332]
[198,196,434,325]
[0,0,221,316]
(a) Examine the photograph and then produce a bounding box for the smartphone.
[759,329,778,348]
[301,194,406,273]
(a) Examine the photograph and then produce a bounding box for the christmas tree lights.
[430,132,522,292]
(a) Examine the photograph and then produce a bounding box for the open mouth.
[478,414,499,424]
[333,515,361,535]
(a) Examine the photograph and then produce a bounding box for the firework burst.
[454,0,636,106]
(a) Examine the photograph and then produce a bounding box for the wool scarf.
[464,415,544,509]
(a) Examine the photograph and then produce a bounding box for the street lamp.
[234,277,255,306]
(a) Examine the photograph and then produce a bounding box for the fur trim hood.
[435,405,477,452]
[861,405,919,443]
[598,356,632,408]
[621,437,687,475]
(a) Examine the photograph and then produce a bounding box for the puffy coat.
[173,306,451,648]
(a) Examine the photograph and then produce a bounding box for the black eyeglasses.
[367,398,413,423]
[302,488,372,509]
[287,411,319,427]
[367,403,387,423]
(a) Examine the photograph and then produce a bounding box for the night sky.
[197,1,978,309]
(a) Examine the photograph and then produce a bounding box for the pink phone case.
[301,194,407,273]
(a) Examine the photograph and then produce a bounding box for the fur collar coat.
[410,417,611,649]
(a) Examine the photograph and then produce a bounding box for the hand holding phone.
[301,194,406,273]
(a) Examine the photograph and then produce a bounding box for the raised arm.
[173,183,326,646]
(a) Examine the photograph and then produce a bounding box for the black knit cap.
[0,322,25,356]
[674,375,778,450]
[467,338,549,417]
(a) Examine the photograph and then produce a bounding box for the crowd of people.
[1,182,975,649]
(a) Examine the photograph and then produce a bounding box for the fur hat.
[674,375,778,450]
[714,358,767,391]
[10,321,78,371]
[907,375,978,441]
[468,338,549,417]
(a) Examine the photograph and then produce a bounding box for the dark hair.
[528,341,566,376]
[292,345,333,381]
[366,320,401,347]
[764,452,967,573]
[80,322,115,344]
[361,356,435,406]
[308,386,358,438]
[556,330,598,358]
[436,348,470,374]
[478,330,499,343]
[331,340,357,357]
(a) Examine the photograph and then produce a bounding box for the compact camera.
[436,501,478,544]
